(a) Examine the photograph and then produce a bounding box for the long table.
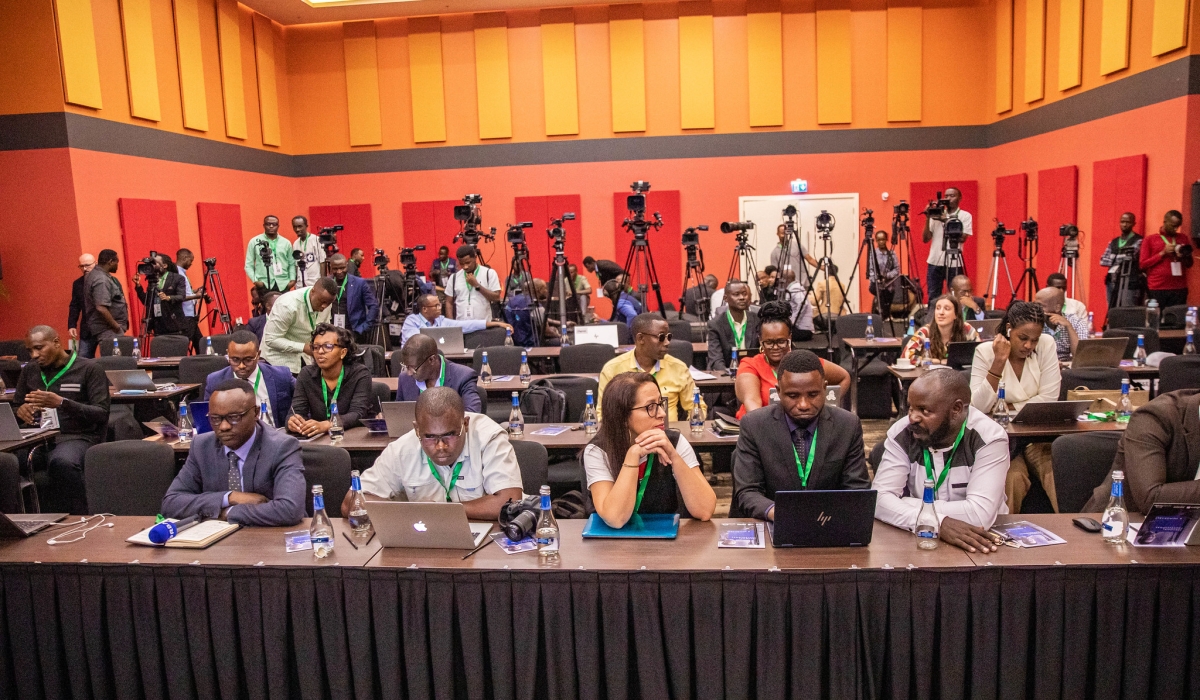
[2,513,1198,700]
[375,372,735,397]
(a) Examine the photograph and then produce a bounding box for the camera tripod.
[1058,240,1080,299]
[613,213,667,321]
[194,262,235,334]
[803,229,853,361]
[680,243,709,321]
[844,210,904,334]
[1013,229,1040,301]
[889,205,925,315]
[984,235,1017,310]
[134,272,158,352]
[1108,254,1140,309]
[547,251,582,335]
[502,241,544,345]
[773,208,813,303]
[726,232,759,291]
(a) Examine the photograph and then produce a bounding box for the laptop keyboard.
[16,519,51,534]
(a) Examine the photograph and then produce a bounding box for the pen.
[365,531,375,547]
[462,537,491,560]
[341,532,359,550]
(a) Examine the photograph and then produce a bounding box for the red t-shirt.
[1140,231,1188,291]
[735,354,832,418]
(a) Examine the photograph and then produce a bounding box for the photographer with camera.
[133,252,188,336]
[343,387,523,521]
[326,253,378,343]
[244,215,296,296]
[1140,210,1193,308]
[430,245,457,290]
[291,216,326,289]
[1099,212,1145,307]
[922,187,973,297]
[445,245,501,321]
[82,249,129,356]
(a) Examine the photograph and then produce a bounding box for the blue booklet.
[581,513,680,539]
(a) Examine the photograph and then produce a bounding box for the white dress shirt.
[293,234,326,288]
[969,333,1061,412]
[446,266,501,321]
[261,287,331,373]
[926,209,974,267]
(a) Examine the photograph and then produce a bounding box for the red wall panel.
[514,195,584,285]
[1037,166,1079,291]
[909,181,979,295]
[611,190,682,312]
[995,174,1028,229]
[117,198,181,334]
[1091,155,1148,316]
[309,204,375,276]
[400,200,464,279]
[196,202,252,325]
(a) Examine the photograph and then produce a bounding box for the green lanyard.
[252,368,262,396]
[425,455,465,502]
[336,274,348,302]
[320,367,345,413]
[1117,234,1135,249]
[726,311,746,349]
[304,289,317,330]
[634,454,655,512]
[791,427,819,487]
[419,358,446,392]
[922,420,968,491]
[41,353,77,390]
[157,274,167,291]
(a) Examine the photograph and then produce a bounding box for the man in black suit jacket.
[133,253,188,335]
[733,349,870,520]
[68,254,95,355]
[706,279,759,373]
[394,334,483,412]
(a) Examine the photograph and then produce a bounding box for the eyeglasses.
[419,425,464,446]
[312,343,343,354]
[228,355,258,366]
[208,409,251,427]
[762,339,792,350]
[637,332,673,343]
[400,355,436,376]
[632,399,666,419]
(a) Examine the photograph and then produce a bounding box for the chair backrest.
[472,345,524,375]
[389,348,404,378]
[668,319,694,343]
[1102,328,1159,358]
[666,339,694,367]
[84,442,177,515]
[98,336,136,356]
[94,355,138,373]
[510,440,549,495]
[558,343,616,373]
[207,334,233,355]
[178,355,230,386]
[1161,304,1190,329]
[545,375,600,421]
[356,344,387,377]
[983,309,1007,319]
[1058,367,1129,399]
[464,327,507,350]
[1157,355,1200,394]
[301,445,352,518]
[371,381,392,410]
[1051,432,1122,513]
[1105,306,1147,330]
[834,313,889,340]
[0,340,31,362]
[0,453,21,514]
[150,334,192,358]
[867,440,886,475]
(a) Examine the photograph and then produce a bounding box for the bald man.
[14,326,110,513]
[1036,286,1088,360]
[68,254,96,353]
[327,252,379,342]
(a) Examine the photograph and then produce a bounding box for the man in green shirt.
[244,215,296,294]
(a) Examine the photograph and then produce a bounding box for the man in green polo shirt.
[261,277,338,374]
[244,215,297,295]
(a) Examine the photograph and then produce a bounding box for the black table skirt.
[3,563,1199,700]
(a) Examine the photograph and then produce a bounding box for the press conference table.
[374,372,736,396]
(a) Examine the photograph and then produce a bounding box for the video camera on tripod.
[1020,219,1039,240]
[399,245,426,273]
[815,210,836,237]
[373,248,390,273]
[682,225,708,266]
[1059,224,1080,258]
[548,213,575,246]
[992,220,1016,244]
[453,194,496,247]
[318,225,342,256]
[622,181,662,237]
[256,239,274,270]
[506,221,533,244]
[135,253,159,280]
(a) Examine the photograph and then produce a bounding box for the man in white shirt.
[874,369,1009,553]
[261,277,337,374]
[291,216,327,289]
[401,294,511,344]
[922,187,974,298]
[345,387,524,520]
[445,245,501,321]
[782,270,815,340]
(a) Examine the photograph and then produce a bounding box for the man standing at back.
[245,215,296,295]
[922,187,973,298]
[327,253,379,343]
[445,245,501,321]
[68,254,95,356]
[175,248,207,353]
[291,215,326,289]
[82,249,129,356]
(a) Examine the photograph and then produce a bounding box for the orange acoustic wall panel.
[815,9,852,124]
[172,0,208,131]
[343,20,383,146]
[408,17,447,143]
[53,0,103,109]
[1100,0,1131,75]
[1024,0,1045,103]
[678,3,715,130]
[253,14,282,147]
[995,0,1013,113]
[541,10,580,136]
[746,7,782,127]
[1151,0,1189,56]
[609,4,646,133]
[119,0,161,121]
[1057,0,1083,90]
[474,13,513,140]
[886,5,921,122]
[216,0,246,139]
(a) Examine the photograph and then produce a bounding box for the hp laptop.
[946,341,981,370]
[104,369,157,392]
[420,327,466,354]
[1070,338,1129,369]
[573,325,621,348]
[380,401,417,438]
[0,404,51,441]
[365,501,492,549]
[1010,400,1091,424]
[966,318,1002,340]
[769,490,877,547]
[0,511,69,538]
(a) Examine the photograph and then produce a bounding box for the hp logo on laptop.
[817,512,831,527]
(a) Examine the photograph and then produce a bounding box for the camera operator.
[291,216,326,288]
[444,245,501,321]
[922,187,973,297]
[868,230,900,311]
[347,248,365,278]
[770,223,819,286]
[1099,212,1145,307]
[327,253,379,343]
[68,254,95,355]
[133,253,188,335]
[244,215,296,295]
[82,249,129,356]
[175,248,206,353]
[1140,210,1193,308]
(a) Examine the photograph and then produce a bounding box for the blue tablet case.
[581,513,681,539]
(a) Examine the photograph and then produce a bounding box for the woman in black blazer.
[287,323,375,436]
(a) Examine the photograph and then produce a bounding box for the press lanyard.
[922,420,968,492]
[252,368,262,396]
[1117,234,1135,249]
[419,358,446,392]
[425,455,465,502]
[791,427,819,487]
[320,367,345,412]
[41,353,77,390]
[336,274,348,302]
[726,311,746,349]
[157,274,167,291]
[634,454,655,512]
[304,289,317,330]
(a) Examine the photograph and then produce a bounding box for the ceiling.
[241,0,626,23]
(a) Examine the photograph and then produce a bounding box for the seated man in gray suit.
[395,334,484,412]
[161,378,306,526]
[733,350,871,520]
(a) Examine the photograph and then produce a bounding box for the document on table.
[689,368,718,381]
[127,519,240,548]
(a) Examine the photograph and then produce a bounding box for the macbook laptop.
[967,318,1002,340]
[1070,338,1129,369]
[1010,400,1091,424]
[419,327,466,355]
[0,511,69,538]
[380,401,417,438]
[573,325,621,348]
[0,404,52,441]
[365,501,492,549]
[769,490,877,547]
[946,341,981,370]
[104,369,157,392]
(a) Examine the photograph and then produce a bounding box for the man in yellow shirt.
[597,313,706,420]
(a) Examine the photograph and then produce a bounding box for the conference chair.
[835,313,890,340]
[667,339,694,368]
[472,346,524,375]
[178,355,229,386]
[1051,431,1122,513]
[668,319,695,344]
[206,334,233,355]
[1105,306,1147,330]
[984,309,1007,319]
[543,375,599,422]
[510,440,549,496]
[94,355,138,372]
[356,344,387,377]
[1162,304,1190,329]
[558,344,615,373]
[1157,355,1200,394]
[371,381,392,410]
[84,442,176,515]
[464,327,507,350]
[1102,328,1160,358]
[150,334,192,358]
[389,350,405,378]
[301,445,352,518]
[98,336,136,357]
[867,440,886,477]
[836,313,894,418]
[0,453,21,514]
[0,340,31,362]
[1058,367,1128,400]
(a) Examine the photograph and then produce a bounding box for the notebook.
[126,519,240,548]
[581,513,680,538]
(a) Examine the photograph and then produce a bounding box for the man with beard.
[874,369,1009,552]
[732,350,870,521]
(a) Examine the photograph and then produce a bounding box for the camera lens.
[502,509,538,542]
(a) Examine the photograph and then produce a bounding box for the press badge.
[41,408,60,430]
[333,314,346,328]
[1172,261,1184,276]
[273,260,284,276]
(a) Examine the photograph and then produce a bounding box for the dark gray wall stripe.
[2,54,1196,176]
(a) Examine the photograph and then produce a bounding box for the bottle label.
[1102,521,1124,537]
[540,494,551,510]
[352,476,362,490]
[314,495,325,511]
[916,530,937,539]
[538,536,559,551]
[1111,481,1123,497]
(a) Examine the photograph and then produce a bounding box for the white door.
[737,193,862,310]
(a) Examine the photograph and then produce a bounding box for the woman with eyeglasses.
[902,294,978,364]
[584,372,716,528]
[734,301,850,418]
[287,323,375,437]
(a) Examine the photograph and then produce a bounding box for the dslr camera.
[498,495,541,541]
[720,221,754,234]
[682,225,707,247]
[203,257,217,270]
[136,253,158,278]
[815,210,836,235]
[924,191,951,218]
[1020,218,1039,240]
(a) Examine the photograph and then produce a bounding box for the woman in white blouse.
[969,301,1062,513]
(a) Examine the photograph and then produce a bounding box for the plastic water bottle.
[1133,334,1147,366]
[1187,307,1197,335]
[865,316,875,342]
[1186,332,1197,355]
[1086,311,1094,339]
[1146,299,1160,331]
[131,338,141,359]
[728,347,739,375]
[915,478,939,549]
[505,328,515,347]
[583,390,598,434]
[260,400,273,427]
[921,339,932,369]
[689,388,704,435]
[1116,378,1133,422]
[309,485,335,558]
[768,386,780,404]
[1101,471,1129,544]
[112,338,121,356]
[561,327,570,348]
[479,351,493,385]
[993,381,1011,426]
[904,318,916,344]
[519,351,532,386]
[177,403,193,444]
[205,338,215,355]
[346,470,373,538]
[508,392,524,437]
[536,485,560,565]
[329,403,344,442]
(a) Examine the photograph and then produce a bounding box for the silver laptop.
[380,401,417,438]
[105,369,157,392]
[0,511,69,538]
[1011,400,1092,424]
[365,501,493,549]
[1071,338,1129,368]
[419,327,465,354]
[966,318,1002,340]
[0,404,50,441]
[574,324,621,347]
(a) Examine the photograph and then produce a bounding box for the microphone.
[148,515,202,544]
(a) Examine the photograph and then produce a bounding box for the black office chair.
[1105,306,1147,330]
[371,381,392,409]
[472,346,524,375]
[150,334,192,358]
[1102,328,1159,358]
[94,355,138,372]
[1157,355,1200,394]
[389,349,405,378]
[1161,304,1190,329]
[984,309,1007,320]
[510,440,549,495]
[84,442,177,515]
[98,336,136,357]
[0,340,31,362]
[668,319,694,343]
[867,440,886,476]
[0,453,22,513]
[464,327,507,350]
[356,344,387,377]
[206,334,233,355]
[1051,432,1122,513]
[834,313,889,340]
[544,375,600,421]
[559,344,615,373]
[301,445,352,518]
[1058,367,1128,400]
[666,339,694,367]
[178,355,229,386]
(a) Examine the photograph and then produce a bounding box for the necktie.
[227,452,242,492]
